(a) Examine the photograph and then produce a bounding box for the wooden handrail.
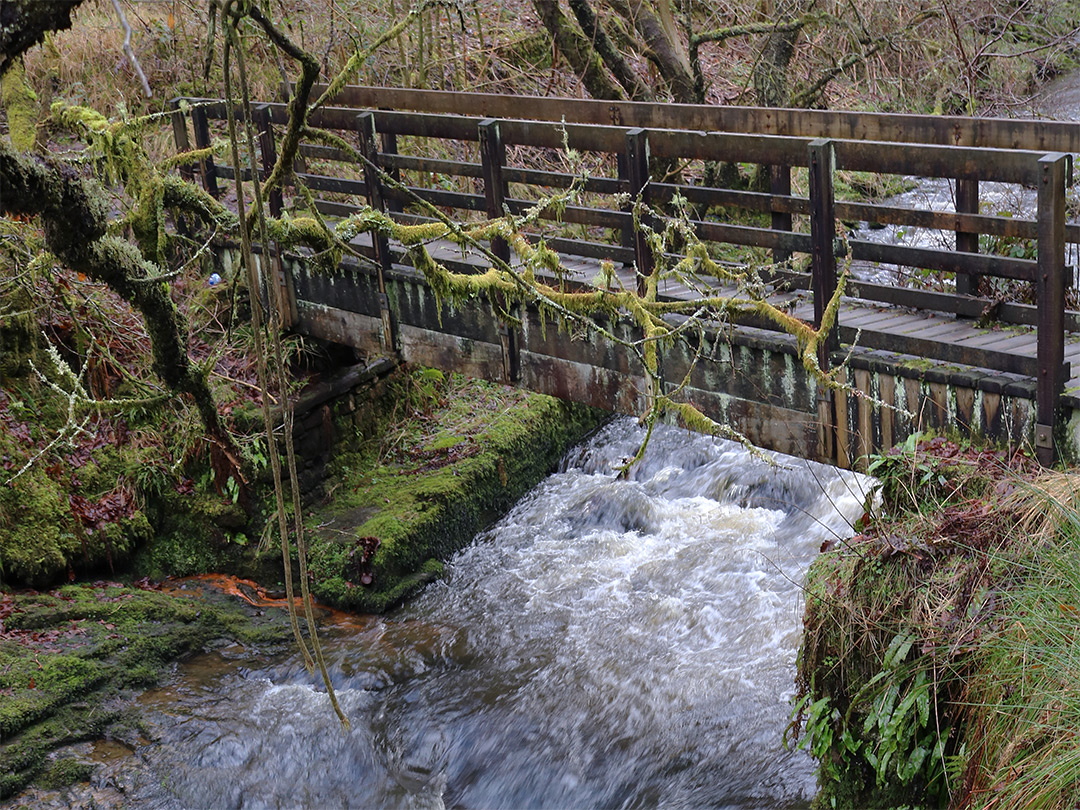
[315,85,1080,154]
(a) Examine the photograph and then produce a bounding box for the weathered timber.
[194,99,1052,185]
[955,179,980,297]
[169,98,194,183]
[809,139,837,364]
[1036,153,1068,464]
[626,128,653,296]
[189,104,219,197]
[849,241,1036,281]
[357,112,397,352]
[479,119,510,264]
[317,86,1080,153]
[184,88,1080,467]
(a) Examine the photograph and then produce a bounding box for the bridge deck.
[347,231,1080,398]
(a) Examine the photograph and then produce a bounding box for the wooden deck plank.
[954,330,1037,352]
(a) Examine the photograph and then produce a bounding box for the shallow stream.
[33,419,870,809]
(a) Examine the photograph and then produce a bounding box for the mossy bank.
[792,437,1080,809]
[0,580,291,800]
[299,367,606,613]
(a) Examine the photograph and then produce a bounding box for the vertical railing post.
[357,112,398,353]
[190,104,220,197]
[254,104,296,329]
[625,128,653,297]
[809,139,838,367]
[479,118,510,265]
[479,118,520,383]
[955,178,980,298]
[1035,152,1068,466]
[770,164,792,266]
[810,139,840,466]
[380,124,404,216]
[169,98,194,183]
[255,104,283,218]
[617,153,635,259]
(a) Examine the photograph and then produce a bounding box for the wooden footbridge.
[173,87,1079,467]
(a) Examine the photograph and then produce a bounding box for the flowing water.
[32,419,870,810]
[850,67,1080,286]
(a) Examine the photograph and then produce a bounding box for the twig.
[110,0,152,98]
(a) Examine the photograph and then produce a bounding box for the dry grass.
[1004,469,1080,545]
[12,0,1076,138]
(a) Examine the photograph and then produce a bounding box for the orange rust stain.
[163,574,371,629]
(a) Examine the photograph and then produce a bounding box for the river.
[29,419,869,809]
[851,68,1080,286]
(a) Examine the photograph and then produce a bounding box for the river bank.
[793,436,1080,808]
[0,364,604,801]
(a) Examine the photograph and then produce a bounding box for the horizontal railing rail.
[314,85,1080,153]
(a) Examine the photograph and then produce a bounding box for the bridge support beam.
[1035,152,1070,466]
[479,119,511,265]
[480,119,520,383]
[189,103,220,197]
[625,128,654,298]
[809,139,840,465]
[769,164,792,267]
[809,138,838,364]
[954,178,980,298]
[357,112,399,354]
[168,98,195,184]
[255,104,297,330]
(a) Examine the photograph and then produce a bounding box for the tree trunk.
[531,0,627,100]
[752,0,816,108]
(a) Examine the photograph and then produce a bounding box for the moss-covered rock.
[304,370,605,612]
[0,580,290,800]
[0,421,158,588]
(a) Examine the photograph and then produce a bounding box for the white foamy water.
[36,419,870,810]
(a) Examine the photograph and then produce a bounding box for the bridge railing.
[171,89,1076,462]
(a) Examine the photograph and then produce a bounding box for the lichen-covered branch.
[0,139,227,442]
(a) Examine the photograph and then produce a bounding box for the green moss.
[0,431,159,588]
[0,461,78,587]
[1,57,39,151]
[35,757,94,790]
[304,371,604,612]
[0,580,290,800]
[131,490,240,580]
[0,282,39,379]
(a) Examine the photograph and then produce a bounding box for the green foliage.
[866,433,950,514]
[794,633,949,808]
[865,433,985,516]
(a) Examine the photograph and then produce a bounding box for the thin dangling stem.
[230,7,350,729]
[220,3,314,672]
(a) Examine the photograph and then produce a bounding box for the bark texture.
[0,0,83,74]
[752,0,817,108]
[531,0,627,100]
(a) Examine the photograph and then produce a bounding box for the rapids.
[37,419,871,809]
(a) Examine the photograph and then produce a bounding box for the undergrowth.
[791,433,1080,809]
